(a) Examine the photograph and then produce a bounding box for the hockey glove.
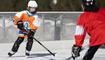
[72,45,82,58]
[17,20,24,30]
[28,29,36,38]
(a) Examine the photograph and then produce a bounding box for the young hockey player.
[8,0,39,57]
[72,0,105,60]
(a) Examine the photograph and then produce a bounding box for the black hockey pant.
[82,45,101,60]
[11,37,33,52]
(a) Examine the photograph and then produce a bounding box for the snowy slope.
[0,40,105,60]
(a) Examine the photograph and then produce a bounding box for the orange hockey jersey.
[13,10,39,30]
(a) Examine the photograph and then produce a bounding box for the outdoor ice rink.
[0,12,104,60]
[0,40,105,60]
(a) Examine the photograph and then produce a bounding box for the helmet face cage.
[27,7,37,10]
[27,7,37,14]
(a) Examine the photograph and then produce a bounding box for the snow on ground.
[0,40,105,60]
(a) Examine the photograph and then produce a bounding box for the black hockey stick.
[33,37,55,56]
[23,30,55,56]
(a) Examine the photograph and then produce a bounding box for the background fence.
[0,12,89,43]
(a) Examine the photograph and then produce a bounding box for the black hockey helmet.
[82,0,95,7]
[82,0,99,12]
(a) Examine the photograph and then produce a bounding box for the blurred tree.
[0,0,105,11]
[0,0,13,11]
[12,0,29,11]
[96,0,105,8]
[55,0,81,11]
[37,0,52,11]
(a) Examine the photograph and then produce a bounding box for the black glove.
[17,20,24,30]
[27,29,36,38]
[72,45,82,58]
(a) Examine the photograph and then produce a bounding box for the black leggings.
[82,45,101,60]
[12,37,33,52]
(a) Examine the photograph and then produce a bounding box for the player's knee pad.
[27,38,33,45]
[12,37,24,52]
[26,38,33,51]
[15,37,24,45]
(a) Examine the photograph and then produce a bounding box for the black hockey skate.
[25,50,30,57]
[25,52,30,56]
[8,51,16,57]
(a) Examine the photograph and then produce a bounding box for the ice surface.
[0,40,105,60]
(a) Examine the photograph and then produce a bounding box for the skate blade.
[25,55,30,58]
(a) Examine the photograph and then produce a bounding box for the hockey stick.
[66,56,76,60]
[22,29,55,56]
[32,37,55,56]
[66,56,75,60]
